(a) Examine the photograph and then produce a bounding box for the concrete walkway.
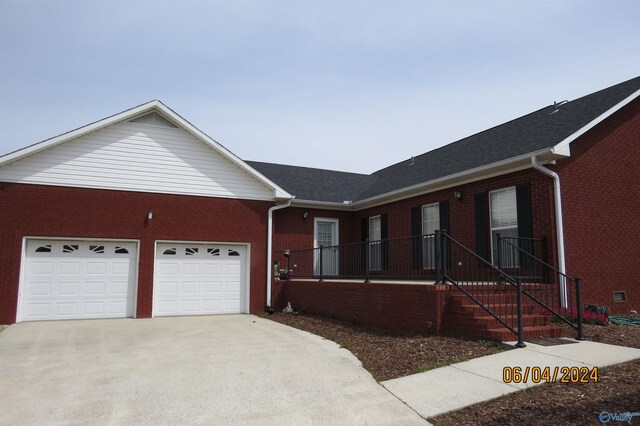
[382,339,640,419]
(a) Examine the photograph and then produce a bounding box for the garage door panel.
[59,262,81,275]
[111,262,130,275]
[56,302,79,316]
[58,282,80,295]
[183,263,201,275]
[85,282,106,295]
[84,302,105,315]
[86,262,107,275]
[181,282,200,293]
[27,282,53,296]
[205,264,222,274]
[30,262,54,275]
[155,243,246,316]
[21,240,137,322]
[203,281,221,293]
[156,300,178,315]
[180,300,200,312]
[25,303,50,317]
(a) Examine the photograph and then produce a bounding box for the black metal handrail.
[496,235,584,340]
[436,230,526,347]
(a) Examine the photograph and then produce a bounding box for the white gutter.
[266,198,293,308]
[531,156,568,307]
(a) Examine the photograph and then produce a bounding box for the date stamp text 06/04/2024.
[503,366,599,384]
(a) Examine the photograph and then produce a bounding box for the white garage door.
[20,240,137,322]
[154,243,247,316]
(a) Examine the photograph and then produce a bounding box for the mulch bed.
[267,313,509,381]
[267,313,640,425]
[432,322,640,426]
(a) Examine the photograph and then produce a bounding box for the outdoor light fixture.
[147,210,153,220]
[303,211,309,219]
[454,191,462,201]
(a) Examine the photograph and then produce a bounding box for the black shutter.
[516,183,534,266]
[439,200,450,268]
[411,206,422,269]
[381,213,389,270]
[475,192,489,265]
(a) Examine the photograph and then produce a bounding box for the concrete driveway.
[0,315,426,425]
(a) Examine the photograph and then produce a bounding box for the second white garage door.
[154,243,247,316]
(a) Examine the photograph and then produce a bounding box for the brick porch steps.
[446,287,565,342]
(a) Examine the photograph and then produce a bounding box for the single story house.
[1,76,638,338]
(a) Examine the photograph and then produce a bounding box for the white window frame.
[421,203,439,269]
[313,218,339,276]
[369,215,382,271]
[489,186,519,267]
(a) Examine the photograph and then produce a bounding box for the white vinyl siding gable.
[0,120,274,200]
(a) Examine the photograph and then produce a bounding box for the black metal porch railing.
[496,235,584,340]
[496,236,548,282]
[274,230,584,343]
[273,234,440,282]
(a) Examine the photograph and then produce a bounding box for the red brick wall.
[276,280,451,334]
[554,98,640,314]
[0,183,272,324]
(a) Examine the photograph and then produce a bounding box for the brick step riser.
[449,294,558,304]
[451,304,542,316]
[449,315,551,329]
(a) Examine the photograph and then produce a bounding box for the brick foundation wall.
[0,183,272,324]
[554,98,640,314]
[274,280,451,334]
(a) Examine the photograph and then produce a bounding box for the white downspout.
[531,156,568,307]
[266,198,293,309]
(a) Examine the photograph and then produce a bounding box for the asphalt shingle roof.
[247,76,640,203]
[247,161,372,203]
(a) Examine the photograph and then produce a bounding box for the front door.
[314,219,339,276]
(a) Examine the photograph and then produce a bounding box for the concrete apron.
[0,315,427,425]
[381,339,640,419]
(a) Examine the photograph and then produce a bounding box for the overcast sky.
[1,0,638,174]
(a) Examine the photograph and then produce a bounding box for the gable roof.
[249,76,640,206]
[0,100,292,200]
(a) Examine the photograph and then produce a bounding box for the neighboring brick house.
[1,76,638,333]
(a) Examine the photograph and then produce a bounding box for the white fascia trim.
[0,100,293,201]
[552,88,640,154]
[291,199,354,210]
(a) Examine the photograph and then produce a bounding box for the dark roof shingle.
[248,76,640,203]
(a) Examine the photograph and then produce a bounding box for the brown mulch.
[267,313,640,425]
[433,322,640,426]
[267,313,509,381]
